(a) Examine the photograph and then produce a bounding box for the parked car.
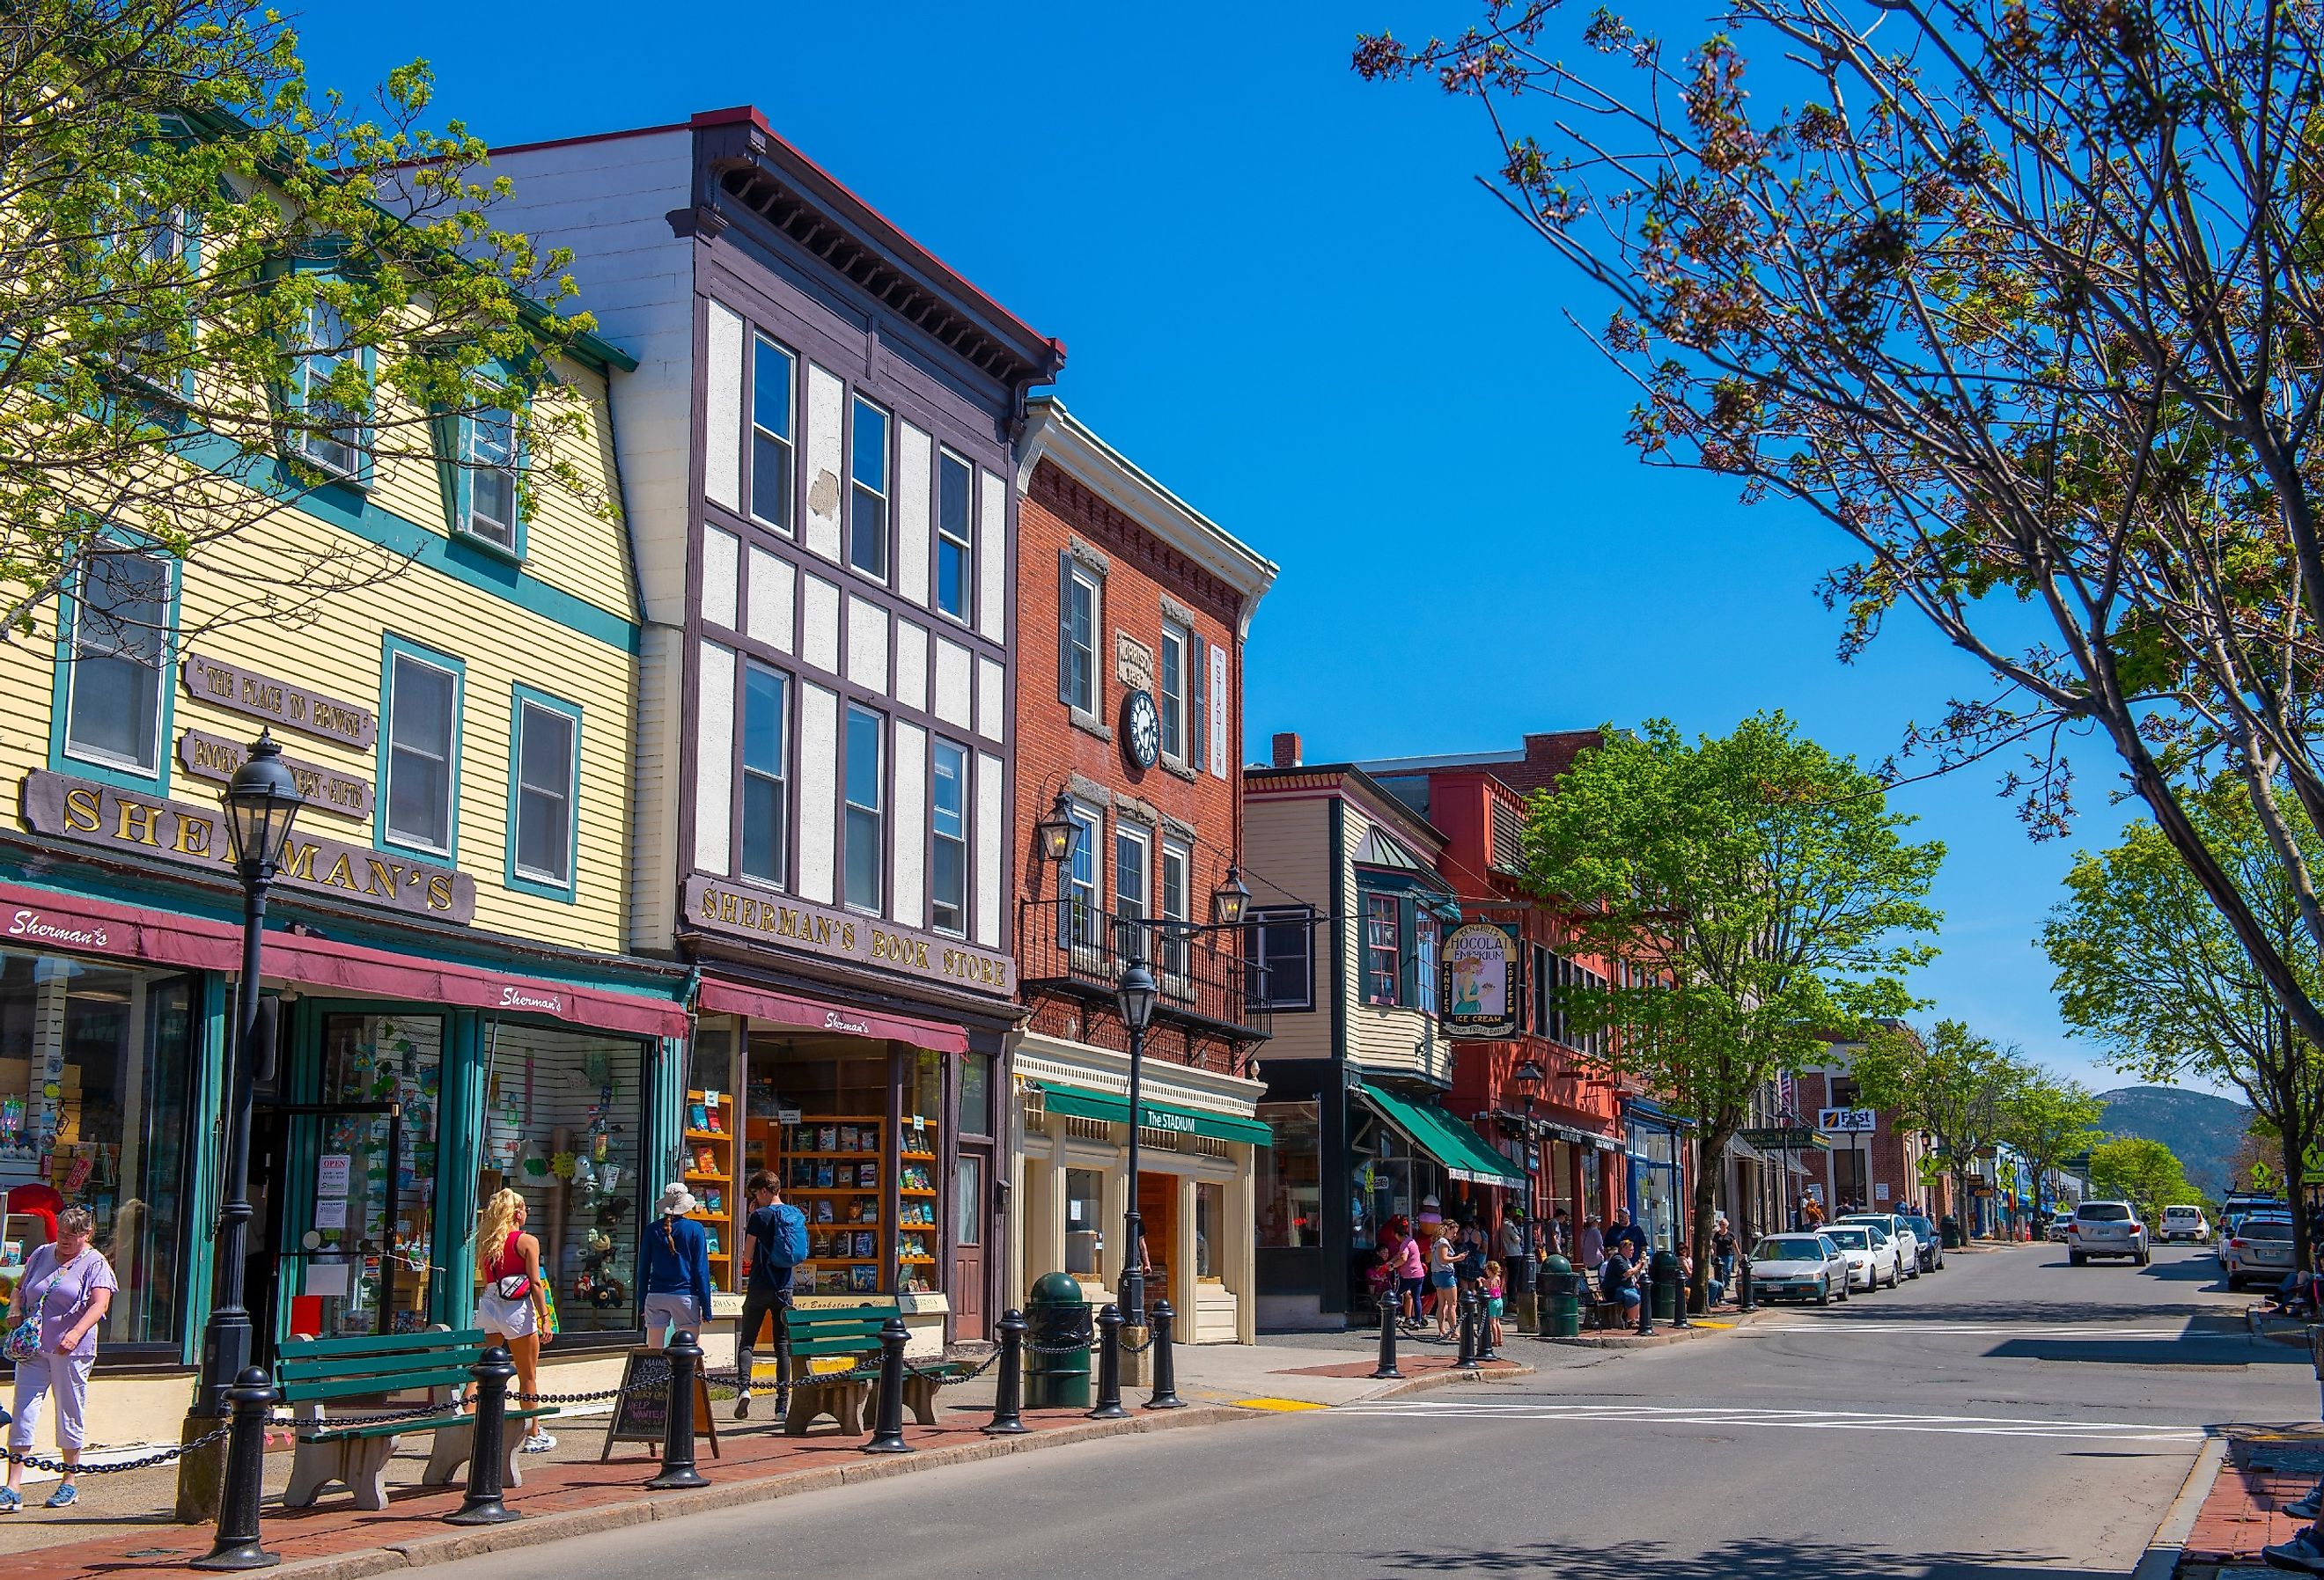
[2222,1214,2297,1290]
[2065,1201,2151,1265]
[1749,1233,1852,1304]
[1835,1213,1921,1279]
[2160,1205,2212,1244]
[1896,1211,1945,1271]
[1821,1224,1901,1291]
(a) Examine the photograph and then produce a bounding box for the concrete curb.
[266,1407,1249,1580]
[2133,1435,2229,1580]
[1363,1361,1535,1402]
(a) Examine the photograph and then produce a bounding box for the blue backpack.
[762,1202,809,1271]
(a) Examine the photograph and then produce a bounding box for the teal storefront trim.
[1032,1082,1273,1146]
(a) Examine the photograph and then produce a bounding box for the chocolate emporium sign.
[21,769,474,923]
[682,875,1015,998]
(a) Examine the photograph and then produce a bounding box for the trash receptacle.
[1537,1255,1580,1338]
[1025,1271,1092,1409]
[1940,1216,1962,1250]
[1649,1249,1682,1321]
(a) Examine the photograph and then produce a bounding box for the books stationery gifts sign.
[685,1090,737,1289]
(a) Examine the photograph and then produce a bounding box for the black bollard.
[1739,1257,1756,1313]
[1476,1285,1500,1363]
[984,1308,1030,1435]
[1672,1267,1692,1330]
[1371,1290,1405,1380]
[1088,1303,1129,1420]
[445,1343,520,1525]
[1636,1277,1654,1336]
[191,1366,279,1571]
[863,1315,912,1454]
[1145,1300,1186,1410]
[1455,1285,1480,1369]
[645,1331,710,1489]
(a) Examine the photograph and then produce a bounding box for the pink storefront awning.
[0,882,688,1040]
[695,976,967,1055]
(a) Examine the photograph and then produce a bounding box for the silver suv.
[2066,1201,2151,1266]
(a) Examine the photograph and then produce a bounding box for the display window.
[1064,1166,1104,1276]
[1195,1182,1223,1279]
[307,1012,443,1337]
[0,951,197,1351]
[478,1021,648,1334]
[1255,1100,1320,1248]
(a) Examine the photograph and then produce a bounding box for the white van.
[2160,1205,2211,1244]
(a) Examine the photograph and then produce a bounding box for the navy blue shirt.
[643,1213,714,1313]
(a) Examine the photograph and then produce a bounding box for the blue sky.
[294,3,2202,1099]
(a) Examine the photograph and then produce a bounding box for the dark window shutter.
[1058,551,1075,707]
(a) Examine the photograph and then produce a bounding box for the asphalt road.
[430,1241,2308,1579]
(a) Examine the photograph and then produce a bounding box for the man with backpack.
[733,1170,807,1420]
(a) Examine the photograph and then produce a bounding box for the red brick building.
[1790,1030,1943,1221]
[1004,396,1277,1341]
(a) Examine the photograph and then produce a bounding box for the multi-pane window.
[512,699,576,886]
[1415,912,1441,1015]
[1364,893,1401,1005]
[937,452,973,621]
[1248,908,1313,1011]
[1063,804,1101,946]
[843,704,884,912]
[930,739,967,937]
[1114,826,1150,959]
[849,397,890,577]
[740,661,788,886]
[386,650,458,855]
[751,334,795,531]
[1158,841,1189,982]
[1532,944,1551,1037]
[114,205,187,380]
[295,300,364,477]
[462,408,518,548]
[1158,621,1188,761]
[63,552,171,775]
[1061,562,1099,714]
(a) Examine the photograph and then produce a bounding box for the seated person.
[1600,1247,1641,1312]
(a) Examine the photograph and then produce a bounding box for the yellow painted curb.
[1692,1319,1735,1329]
[1232,1397,1328,1412]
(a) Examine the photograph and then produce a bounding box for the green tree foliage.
[0,0,604,642]
[1519,712,1942,1304]
[1852,1021,2027,1239]
[1354,2,2324,1094]
[2087,1136,2202,1223]
[1999,1072,2105,1224]
[2042,785,2324,1265]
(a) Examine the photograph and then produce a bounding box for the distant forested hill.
[2096,1086,2254,1201]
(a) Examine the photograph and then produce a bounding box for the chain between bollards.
[1371,1290,1404,1380]
[985,1308,1031,1435]
[190,1366,278,1572]
[1088,1303,1128,1420]
[646,1331,710,1489]
[445,1344,519,1525]
[863,1315,912,1454]
[1144,1299,1185,1410]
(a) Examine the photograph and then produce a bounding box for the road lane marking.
[1333,1400,2205,1442]
[1744,1322,2190,1337]
[1232,1397,1327,1411]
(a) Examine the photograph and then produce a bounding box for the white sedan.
[1835,1213,1921,1279]
[1821,1223,1901,1291]
[1748,1233,1852,1305]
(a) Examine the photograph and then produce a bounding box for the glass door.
[292,1013,444,1338]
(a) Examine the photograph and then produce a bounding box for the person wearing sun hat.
[641,1182,714,1347]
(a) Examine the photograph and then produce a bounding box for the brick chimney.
[1271,732,1303,768]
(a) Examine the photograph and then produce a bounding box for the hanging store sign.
[683,875,1016,998]
[1440,922,1520,1040]
[21,770,475,922]
[179,731,372,820]
[181,652,377,748]
[1739,1127,1831,1151]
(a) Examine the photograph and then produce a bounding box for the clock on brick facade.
[1122,688,1161,769]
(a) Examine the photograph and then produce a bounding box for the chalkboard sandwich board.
[600,1347,722,1461]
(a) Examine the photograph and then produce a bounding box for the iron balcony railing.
[1016,896,1273,1041]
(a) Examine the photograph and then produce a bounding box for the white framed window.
[751,334,795,532]
[1060,560,1099,715]
[849,396,890,579]
[936,450,973,621]
[294,299,365,478]
[511,698,577,887]
[1159,840,1190,983]
[930,739,967,937]
[1113,823,1151,959]
[740,660,789,886]
[63,551,171,775]
[1063,801,1102,948]
[385,650,459,856]
[1364,893,1401,1005]
[460,406,518,549]
[1415,911,1441,1015]
[1158,620,1189,761]
[843,703,884,913]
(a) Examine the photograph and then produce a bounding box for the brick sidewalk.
[0,1399,1242,1580]
[2180,1426,2324,1569]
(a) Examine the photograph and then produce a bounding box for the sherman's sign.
[181,652,377,748]
[178,731,373,820]
[682,875,1016,998]
[22,770,474,923]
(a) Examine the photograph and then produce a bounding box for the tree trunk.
[1688,1121,1733,1311]
[2276,1061,2312,1280]
[1955,1165,1979,1240]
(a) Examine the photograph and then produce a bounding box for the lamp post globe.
[222,731,304,877]
[1036,791,1078,868]
[1210,864,1250,927]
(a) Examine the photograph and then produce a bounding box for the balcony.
[1016,897,1273,1042]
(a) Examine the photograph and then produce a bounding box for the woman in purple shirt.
[4,1207,117,1512]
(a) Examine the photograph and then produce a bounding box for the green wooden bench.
[776,1302,973,1436]
[278,1326,559,1510]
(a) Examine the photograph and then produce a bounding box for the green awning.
[1353,1081,1527,1190]
[1033,1084,1274,1146]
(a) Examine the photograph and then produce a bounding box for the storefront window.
[1065,1167,1104,1276]
[1195,1182,1222,1278]
[480,1021,649,1336]
[954,1155,982,1246]
[1256,1100,1320,1248]
[312,1013,442,1337]
[957,1052,990,1137]
[751,1033,930,1295]
[0,952,195,1349]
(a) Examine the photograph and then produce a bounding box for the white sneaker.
[520,1433,557,1453]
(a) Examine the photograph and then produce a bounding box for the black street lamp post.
[1114,955,1159,1320]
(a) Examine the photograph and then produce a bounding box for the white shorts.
[475,1290,538,1340]
[643,1292,703,1339]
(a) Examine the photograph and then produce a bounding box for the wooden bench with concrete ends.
[772,1302,975,1436]
[278,1326,559,1510]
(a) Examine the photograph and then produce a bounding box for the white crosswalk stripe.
[1333,1399,2206,1443]
[1742,1321,2188,1339]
